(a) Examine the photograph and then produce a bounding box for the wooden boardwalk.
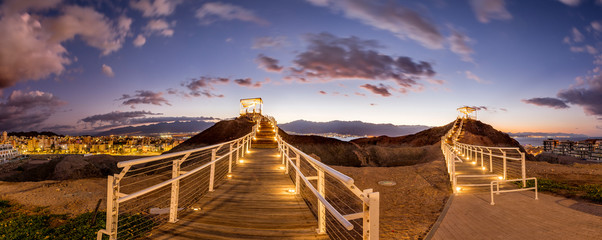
[429,191,602,240]
[150,148,329,239]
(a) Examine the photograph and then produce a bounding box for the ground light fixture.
[227,174,232,178]
[481,167,486,170]
[498,176,504,180]
[288,189,296,193]
[279,165,285,170]
[239,159,244,163]
[471,161,476,165]
[456,187,462,192]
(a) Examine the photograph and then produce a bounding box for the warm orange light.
[456,187,462,192]
[288,189,296,193]
[498,176,504,180]
[239,159,244,163]
[227,174,232,178]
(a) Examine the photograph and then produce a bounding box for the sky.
[1,0,602,136]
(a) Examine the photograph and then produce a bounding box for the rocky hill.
[167,116,255,153]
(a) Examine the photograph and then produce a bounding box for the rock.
[53,156,102,180]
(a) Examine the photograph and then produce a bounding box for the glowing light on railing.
[288,189,296,193]
[227,174,232,178]
[192,207,201,211]
[239,159,245,163]
[456,187,462,192]
[471,161,476,165]
[481,167,486,170]
[253,137,256,140]
[279,166,285,170]
[246,150,250,154]
[498,176,504,180]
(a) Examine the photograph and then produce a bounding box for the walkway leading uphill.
[97,113,379,240]
[151,148,328,239]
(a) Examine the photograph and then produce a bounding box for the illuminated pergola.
[240,98,263,115]
[457,106,477,119]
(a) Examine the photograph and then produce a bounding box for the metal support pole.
[489,149,493,172]
[317,169,326,234]
[521,152,526,187]
[228,143,233,173]
[209,149,216,192]
[285,146,290,175]
[295,154,300,193]
[480,148,484,167]
[368,192,379,240]
[236,140,240,164]
[502,150,507,180]
[106,175,118,240]
[169,153,187,223]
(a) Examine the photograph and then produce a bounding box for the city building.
[545,138,602,162]
[0,144,20,163]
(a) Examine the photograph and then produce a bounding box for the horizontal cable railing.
[276,133,379,240]
[97,128,256,240]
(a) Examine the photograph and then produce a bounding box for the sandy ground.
[0,178,107,216]
[527,161,602,184]
[334,157,451,239]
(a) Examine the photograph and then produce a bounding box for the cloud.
[118,90,170,108]
[469,0,512,23]
[571,27,584,42]
[522,97,569,109]
[0,13,70,88]
[586,45,598,55]
[80,111,162,128]
[557,74,602,115]
[130,0,183,17]
[252,36,287,49]
[448,30,474,62]
[465,71,489,84]
[183,76,229,97]
[133,34,146,47]
[234,78,269,88]
[256,54,283,72]
[129,116,220,124]
[0,90,67,131]
[195,2,269,25]
[592,21,602,32]
[306,0,444,49]
[319,90,328,95]
[289,32,435,92]
[557,0,581,6]
[47,6,131,55]
[145,19,174,37]
[102,64,115,77]
[360,83,392,97]
[0,2,132,89]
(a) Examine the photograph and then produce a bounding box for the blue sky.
[1,0,602,136]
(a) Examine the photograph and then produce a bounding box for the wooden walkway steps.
[429,191,602,240]
[149,147,329,240]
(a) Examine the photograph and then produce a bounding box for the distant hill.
[96,120,214,136]
[278,120,429,137]
[8,131,63,137]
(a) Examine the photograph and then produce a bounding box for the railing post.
[488,149,493,172]
[295,154,300,193]
[169,153,184,223]
[209,149,216,192]
[502,150,507,180]
[236,140,240,163]
[285,146,290,175]
[106,175,118,240]
[363,189,380,240]
[480,148,484,167]
[317,169,326,234]
[228,143,233,173]
[521,152,526,187]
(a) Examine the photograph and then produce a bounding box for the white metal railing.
[276,133,379,240]
[490,178,538,205]
[97,127,256,240]
[441,118,537,199]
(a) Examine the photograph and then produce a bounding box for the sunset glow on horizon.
[1,0,602,136]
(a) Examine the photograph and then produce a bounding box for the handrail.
[284,153,354,230]
[118,153,230,203]
[117,137,246,168]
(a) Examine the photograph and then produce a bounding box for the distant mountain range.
[278,120,430,137]
[96,120,214,136]
[508,132,591,138]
